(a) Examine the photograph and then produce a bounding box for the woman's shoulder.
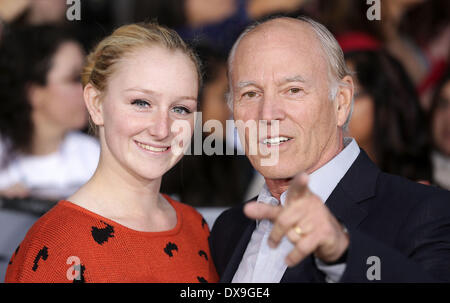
[4,201,102,282]
[163,194,210,232]
[164,195,201,218]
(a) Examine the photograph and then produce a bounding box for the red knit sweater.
[5,195,219,283]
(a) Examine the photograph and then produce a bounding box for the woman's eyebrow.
[124,87,158,95]
[124,87,197,102]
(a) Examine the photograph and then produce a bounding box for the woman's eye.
[131,99,150,108]
[172,106,191,115]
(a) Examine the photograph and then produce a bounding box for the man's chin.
[255,165,300,180]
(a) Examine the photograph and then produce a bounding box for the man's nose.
[147,109,171,140]
[260,92,286,123]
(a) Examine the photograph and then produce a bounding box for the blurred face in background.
[432,80,450,156]
[32,41,87,133]
[346,60,375,150]
[27,0,67,24]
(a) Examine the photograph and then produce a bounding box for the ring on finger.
[293,226,304,237]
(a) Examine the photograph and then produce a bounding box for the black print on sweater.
[91,221,115,245]
[163,242,178,257]
[8,245,20,265]
[32,246,48,271]
[198,250,208,261]
[73,264,86,283]
[201,218,207,229]
[197,276,208,283]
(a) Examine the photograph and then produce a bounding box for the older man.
[209,16,450,283]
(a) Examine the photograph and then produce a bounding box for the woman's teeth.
[137,142,169,152]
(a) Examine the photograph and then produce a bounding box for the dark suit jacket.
[210,150,450,282]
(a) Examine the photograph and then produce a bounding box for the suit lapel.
[325,149,379,230]
[220,219,256,282]
[325,185,368,230]
[280,150,379,282]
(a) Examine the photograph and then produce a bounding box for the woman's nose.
[147,110,171,140]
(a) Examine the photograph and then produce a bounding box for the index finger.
[286,172,310,203]
[243,201,282,222]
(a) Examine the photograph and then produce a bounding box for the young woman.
[5,23,219,283]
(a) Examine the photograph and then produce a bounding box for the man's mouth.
[135,140,170,152]
[262,136,292,146]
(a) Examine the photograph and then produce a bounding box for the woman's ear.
[336,75,354,128]
[27,83,45,110]
[84,83,104,126]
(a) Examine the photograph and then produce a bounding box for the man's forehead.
[239,18,317,50]
[232,19,324,72]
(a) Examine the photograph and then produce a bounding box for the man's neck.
[265,178,291,202]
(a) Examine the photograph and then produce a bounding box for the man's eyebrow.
[282,75,307,83]
[237,81,258,89]
[236,76,306,89]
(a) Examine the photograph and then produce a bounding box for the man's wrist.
[322,247,348,265]
[321,224,349,265]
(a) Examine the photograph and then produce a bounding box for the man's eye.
[131,99,150,108]
[172,106,191,115]
[243,91,257,98]
[289,87,302,94]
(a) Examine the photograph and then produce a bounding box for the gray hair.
[226,16,354,131]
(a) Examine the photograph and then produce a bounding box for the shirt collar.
[257,137,360,206]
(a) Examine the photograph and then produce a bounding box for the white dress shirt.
[232,138,360,283]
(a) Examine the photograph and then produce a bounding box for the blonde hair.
[81,22,202,135]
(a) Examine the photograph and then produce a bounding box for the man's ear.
[84,83,104,126]
[335,75,354,128]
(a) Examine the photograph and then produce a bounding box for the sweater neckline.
[58,194,183,237]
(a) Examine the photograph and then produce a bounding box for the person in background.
[5,22,218,283]
[0,25,99,201]
[131,0,306,56]
[318,0,449,110]
[429,70,450,190]
[0,0,66,39]
[342,46,432,183]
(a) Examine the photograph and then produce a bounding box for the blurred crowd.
[0,0,449,202]
[0,0,448,278]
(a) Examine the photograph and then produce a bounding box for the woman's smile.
[134,139,171,154]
